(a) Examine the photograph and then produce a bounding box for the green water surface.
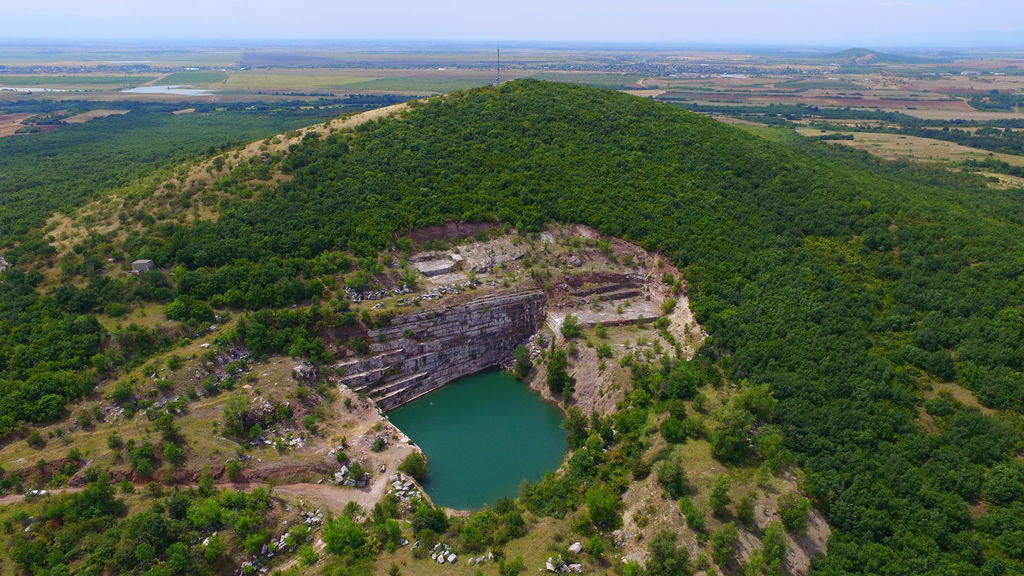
[387,369,566,510]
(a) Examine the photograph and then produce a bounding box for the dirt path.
[0,477,392,515]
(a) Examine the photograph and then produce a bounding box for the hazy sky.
[1,0,1021,47]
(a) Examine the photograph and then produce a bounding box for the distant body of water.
[387,368,566,510]
[120,85,213,96]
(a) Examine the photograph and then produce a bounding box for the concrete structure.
[335,290,546,411]
[0,255,8,274]
[411,259,454,277]
[131,259,155,273]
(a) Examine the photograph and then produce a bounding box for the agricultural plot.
[159,70,229,86]
[0,74,156,88]
[797,127,1024,167]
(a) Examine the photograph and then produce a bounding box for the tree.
[778,491,811,534]
[546,349,574,397]
[35,394,66,422]
[323,514,366,555]
[711,407,755,463]
[399,452,429,482]
[74,471,125,519]
[155,413,182,444]
[222,394,250,438]
[163,443,186,469]
[646,530,691,576]
[983,461,1024,506]
[164,296,214,324]
[709,475,732,517]
[761,520,786,574]
[736,492,756,526]
[660,417,688,444]
[657,453,688,499]
[513,345,532,380]
[564,406,589,449]
[664,361,701,400]
[586,485,622,530]
[411,502,448,534]
[710,521,739,567]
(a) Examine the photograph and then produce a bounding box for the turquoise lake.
[387,369,567,510]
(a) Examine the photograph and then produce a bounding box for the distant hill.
[822,47,950,65]
[168,80,1024,575]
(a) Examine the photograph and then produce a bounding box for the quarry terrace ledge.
[332,290,546,411]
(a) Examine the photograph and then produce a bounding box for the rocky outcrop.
[335,291,546,411]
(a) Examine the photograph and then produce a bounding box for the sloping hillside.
[166,79,1024,574]
[3,80,1022,575]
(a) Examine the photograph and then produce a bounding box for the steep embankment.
[154,80,1022,573]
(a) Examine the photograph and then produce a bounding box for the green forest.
[0,97,408,243]
[2,80,1023,575]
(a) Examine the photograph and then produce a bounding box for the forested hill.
[168,80,1023,573]
[6,80,1023,574]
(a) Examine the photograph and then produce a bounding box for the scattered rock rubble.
[545,542,584,573]
[344,284,413,303]
[466,551,494,566]
[236,510,322,576]
[386,473,422,504]
[329,457,369,488]
[395,279,481,306]
[430,542,458,564]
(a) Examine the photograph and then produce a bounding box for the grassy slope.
[0,105,344,243]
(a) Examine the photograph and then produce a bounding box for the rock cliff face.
[335,291,546,411]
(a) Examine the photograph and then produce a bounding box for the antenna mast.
[495,47,501,86]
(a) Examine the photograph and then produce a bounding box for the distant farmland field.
[0,75,156,88]
[160,70,228,86]
[224,71,379,90]
[222,68,521,93]
[528,72,643,89]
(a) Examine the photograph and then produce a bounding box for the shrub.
[736,492,756,525]
[679,498,706,533]
[499,556,526,576]
[26,430,45,449]
[111,380,135,405]
[560,314,582,339]
[660,417,688,444]
[298,544,318,566]
[226,459,243,481]
[76,409,93,429]
[661,298,677,315]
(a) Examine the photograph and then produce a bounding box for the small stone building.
[131,259,155,274]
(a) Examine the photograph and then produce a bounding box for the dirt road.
[0,474,396,515]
